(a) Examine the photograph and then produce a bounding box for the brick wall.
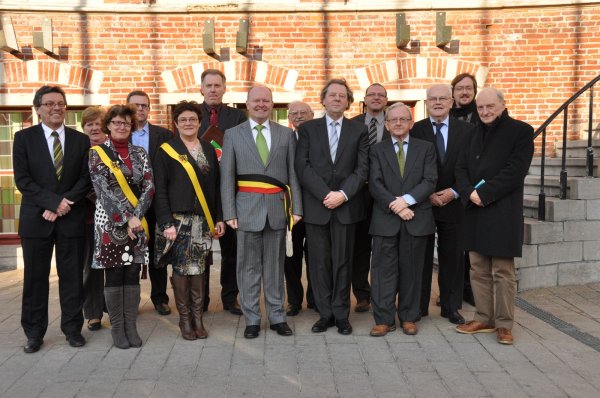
[1,4,600,155]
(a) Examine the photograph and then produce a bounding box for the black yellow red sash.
[237,174,293,230]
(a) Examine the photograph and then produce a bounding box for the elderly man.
[368,103,437,337]
[410,84,474,325]
[295,79,369,335]
[350,83,391,313]
[284,101,315,316]
[14,85,91,353]
[455,87,533,345]
[221,86,302,339]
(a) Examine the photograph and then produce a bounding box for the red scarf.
[111,138,133,171]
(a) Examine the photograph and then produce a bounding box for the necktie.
[434,122,445,162]
[329,121,339,161]
[51,131,63,180]
[368,118,377,146]
[255,124,269,165]
[397,141,405,177]
[209,107,219,127]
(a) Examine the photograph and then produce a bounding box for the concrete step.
[523,195,585,222]
[555,139,600,158]
[525,175,600,200]
[575,127,600,140]
[523,217,563,245]
[524,175,564,198]
[529,158,598,177]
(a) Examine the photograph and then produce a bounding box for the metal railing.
[533,74,600,221]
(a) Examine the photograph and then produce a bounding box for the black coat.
[199,103,247,136]
[153,136,223,227]
[410,117,474,223]
[455,110,534,257]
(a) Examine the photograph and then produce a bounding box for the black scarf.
[451,100,477,120]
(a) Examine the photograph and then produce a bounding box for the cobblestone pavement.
[0,245,599,398]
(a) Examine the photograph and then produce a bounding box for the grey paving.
[0,251,599,397]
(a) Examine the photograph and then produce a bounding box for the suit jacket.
[220,120,302,232]
[295,117,369,225]
[199,103,247,137]
[13,124,91,238]
[153,136,223,226]
[143,123,173,166]
[351,113,391,142]
[368,137,437,237]
[456,110,533,257]
[410,117,474,223]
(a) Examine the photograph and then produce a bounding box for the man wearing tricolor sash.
[220,86,302,339]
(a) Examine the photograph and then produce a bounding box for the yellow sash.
[160,143,215,234]
[90,146,149,238]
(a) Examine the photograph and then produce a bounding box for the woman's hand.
[214,221,226,238]
[127,216,142,239]
[163,226,177,241]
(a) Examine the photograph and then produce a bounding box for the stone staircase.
[518,138,600,291]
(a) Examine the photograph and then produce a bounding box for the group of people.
[13,69,533,354]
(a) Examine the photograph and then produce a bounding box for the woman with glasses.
[81,106,108,332]
[153,100,225,340]
[89,105,154,349]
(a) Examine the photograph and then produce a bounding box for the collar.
[391,135,410,145]
[249,118,271,131]
[366,112,385,124]
[42,123,65,138]
[325,114,344,126]
[429,115,450,127]
[204,103,222,113]
[133,122,149,136]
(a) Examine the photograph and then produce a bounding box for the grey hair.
[426,84,452,98]
[385,102,413,120]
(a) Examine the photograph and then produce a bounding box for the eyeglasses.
[426,96,451,103]
[110,120,132,128]
[454,85,474,92]
[365,93,387,98]
[288,111,311,117]
[41,102,66,109]
[386,117,412,124]
[177,117,199,124]
[130,103,150,110]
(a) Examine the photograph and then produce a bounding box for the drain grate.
[516,297,600,352]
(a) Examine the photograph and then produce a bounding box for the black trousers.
[420,220,464,314]
[305,219,356,321]
[284,220,314,308]
[21,234,85,340]
[83,223,104,320]
[148,211,169,306]
[210,224,239,308]
[351,216,372,303]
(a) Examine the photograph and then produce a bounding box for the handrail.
[534,74,599,221]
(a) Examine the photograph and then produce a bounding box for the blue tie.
[434,122,445,162]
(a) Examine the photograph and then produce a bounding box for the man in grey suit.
[368,103,437,337]
[221,86,302,339]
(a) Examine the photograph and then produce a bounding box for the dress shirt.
[324,114,348,201]
[365,112,385,143]
[131,122,150,152]
[391,136,416,206]
[249,119,272,150]
[429,116,459,199]
[42,123,65,158]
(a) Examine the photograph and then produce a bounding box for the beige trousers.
[469,252,516,330]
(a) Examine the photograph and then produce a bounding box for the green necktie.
[52,131,63,180]
[397,141,405,176]
[255,124,269,165]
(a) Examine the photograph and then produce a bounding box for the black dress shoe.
[336,319,353,335]
[307,302,315,310]
[311,317,335,333]
[270,322,293,336]
[24,338,43,354]
[244,325,260,339]
[224,303,243,316]
[441,309,465,325]
[155,302,171,316]
[66,333,86,347]
[87,320,102,331]
[286,305,300,317]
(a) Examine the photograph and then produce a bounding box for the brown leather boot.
[170,274,196,340]
[190,273,208,339]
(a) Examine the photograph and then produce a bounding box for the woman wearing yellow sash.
[89,105,155,349]
[154,101,225,340]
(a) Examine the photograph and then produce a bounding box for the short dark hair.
[320,78,354,110]
[451,73,478,96]
[172,100,203,124]
[102,105,138,135]
[126,90,150,104]
[366,83,387,97]
[201,69,226,85]
[33,85,67,108]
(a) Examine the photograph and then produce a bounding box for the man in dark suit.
[295,79,369,335]
[198,69,247,315]
[13,85,91,353]
[350,83,391,313]
[284,101,315,316]
[127,90,173,316]
[455,87,533,345]
[411,84,474,325]
[368,103,437,337]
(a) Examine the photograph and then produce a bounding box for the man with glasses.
[14,85,91,353]
[284,101,315,316]
[368,103,437,337]
[127,90,173,316]
[350,83,391,313]
[410,84,474,325]
[295,79,369,335]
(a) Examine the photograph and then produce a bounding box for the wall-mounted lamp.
[203,20,216,55]
[33,18,55,55]
[436,12,459,54]
[0,16,19,53]
[236,18,249,54]
[396,13,420,54]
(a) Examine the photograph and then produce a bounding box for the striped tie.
[368,118,377,146]
[51,131,63,180]
[329,121,339,161]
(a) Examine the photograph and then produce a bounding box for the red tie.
[209,108,219,127]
